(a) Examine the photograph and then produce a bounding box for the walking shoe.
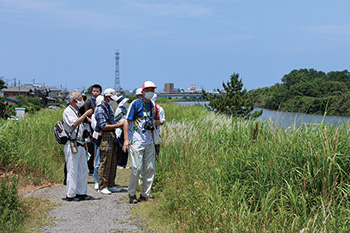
[129,194,138,204]
[94,183,99,190]
[66,196,80,202]
[108,187,122,193]
[117,165,124,169]
[98,188,112,195]
[76,194,92,201]
[138,195,148,202]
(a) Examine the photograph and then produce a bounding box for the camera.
[144,120,154,131]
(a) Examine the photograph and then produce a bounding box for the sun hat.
[96,95,104,106]
[103,88,118,101]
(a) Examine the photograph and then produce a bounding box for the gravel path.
[22,172,153,233]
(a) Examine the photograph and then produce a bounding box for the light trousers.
[128,143,155,197]
[64,142,88,198]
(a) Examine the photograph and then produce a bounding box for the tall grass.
[0,108,65,185]
[152,103,350,232]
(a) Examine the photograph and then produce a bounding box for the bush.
[0,175,27,232]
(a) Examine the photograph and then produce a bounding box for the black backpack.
[54,121,69,144]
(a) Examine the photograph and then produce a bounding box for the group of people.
[62,81,165,203]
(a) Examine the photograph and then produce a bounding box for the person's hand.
[122,140,130,152]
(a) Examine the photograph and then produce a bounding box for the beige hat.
[103,88,118,101]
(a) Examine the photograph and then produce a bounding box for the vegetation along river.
[176,101,350,128]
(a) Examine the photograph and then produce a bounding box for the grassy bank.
[145,103,350,232]
[0,109,65,232]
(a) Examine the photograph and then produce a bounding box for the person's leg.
[93,145,100,184]
[76,146,88,195]
[128,144,144,197]
[65,143,79,198]
[98,132,113,190]
[141,144,156,198]
[107,141,118,188]
[87,142,95,174]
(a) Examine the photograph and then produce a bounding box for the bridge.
[157,93,202,98]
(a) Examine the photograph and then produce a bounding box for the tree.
[0,78,16,119]
[202,73,263,118]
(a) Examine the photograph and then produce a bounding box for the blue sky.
[1,0,349,92]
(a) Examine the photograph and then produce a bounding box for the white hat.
[142,81,157,90]
[103,88,118,101]
[135,88,142,96]
[116,96,129,107]
[151,94,157,102]
[96,95,104,106]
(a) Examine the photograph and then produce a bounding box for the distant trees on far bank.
[249,69,350,116]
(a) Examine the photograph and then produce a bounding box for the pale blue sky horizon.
[1,0,349,92]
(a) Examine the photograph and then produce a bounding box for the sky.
[1,0,350,93]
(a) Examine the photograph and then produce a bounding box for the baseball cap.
[135,88,142,96]
[103,88,118,101]
[142,81,157,90]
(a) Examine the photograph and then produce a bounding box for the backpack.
[54,121,69,145]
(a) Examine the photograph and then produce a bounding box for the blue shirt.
[94,101,116,131]
[126,98,155,145]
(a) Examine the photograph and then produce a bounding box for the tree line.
[249,69,350,116]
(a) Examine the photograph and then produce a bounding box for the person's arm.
[102,121,124,131]
[122,119,131,152]
[72,109,93,128]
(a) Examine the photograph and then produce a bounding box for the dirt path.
[22,169,154,233]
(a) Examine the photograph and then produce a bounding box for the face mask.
[76,100,84,108]
[144,92,154,100]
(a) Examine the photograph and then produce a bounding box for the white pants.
[64,142,88,198]
[128,144,155,197]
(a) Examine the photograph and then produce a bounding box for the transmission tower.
[114,50,121,92]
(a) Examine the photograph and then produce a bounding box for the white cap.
[96,95,104,105]
[103,88,118,101]
[135,88,142,96]
[142,81,157,90]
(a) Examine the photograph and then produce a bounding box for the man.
[95,88,125,195]
[123,81,162,204]
[81,84,102,175]
[114,95,129,169]
[63,90,93,201]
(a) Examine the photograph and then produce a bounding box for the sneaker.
[129,194,138,204]
[108,187,122,193]
[76,194,92,201]
[66,196,80,202]
[117,165,124,169]
[98,188,112,195]
[94,183,99,190]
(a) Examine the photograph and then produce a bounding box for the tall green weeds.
[0,109,65,185]
[152,103,350,232]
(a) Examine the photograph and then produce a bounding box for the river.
[175,101,350,128]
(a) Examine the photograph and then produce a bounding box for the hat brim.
[119,98,129,107]
[110,95,118,101]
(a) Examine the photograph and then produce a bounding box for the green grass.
[0,108,65,232]
[145,103,350,232]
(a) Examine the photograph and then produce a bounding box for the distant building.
[2,88,34,99]
[164,83,177,94]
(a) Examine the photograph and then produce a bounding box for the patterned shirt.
[126,98,155,145]
[94,101,116,131]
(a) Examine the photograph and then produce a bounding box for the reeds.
[153,103,350,232]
